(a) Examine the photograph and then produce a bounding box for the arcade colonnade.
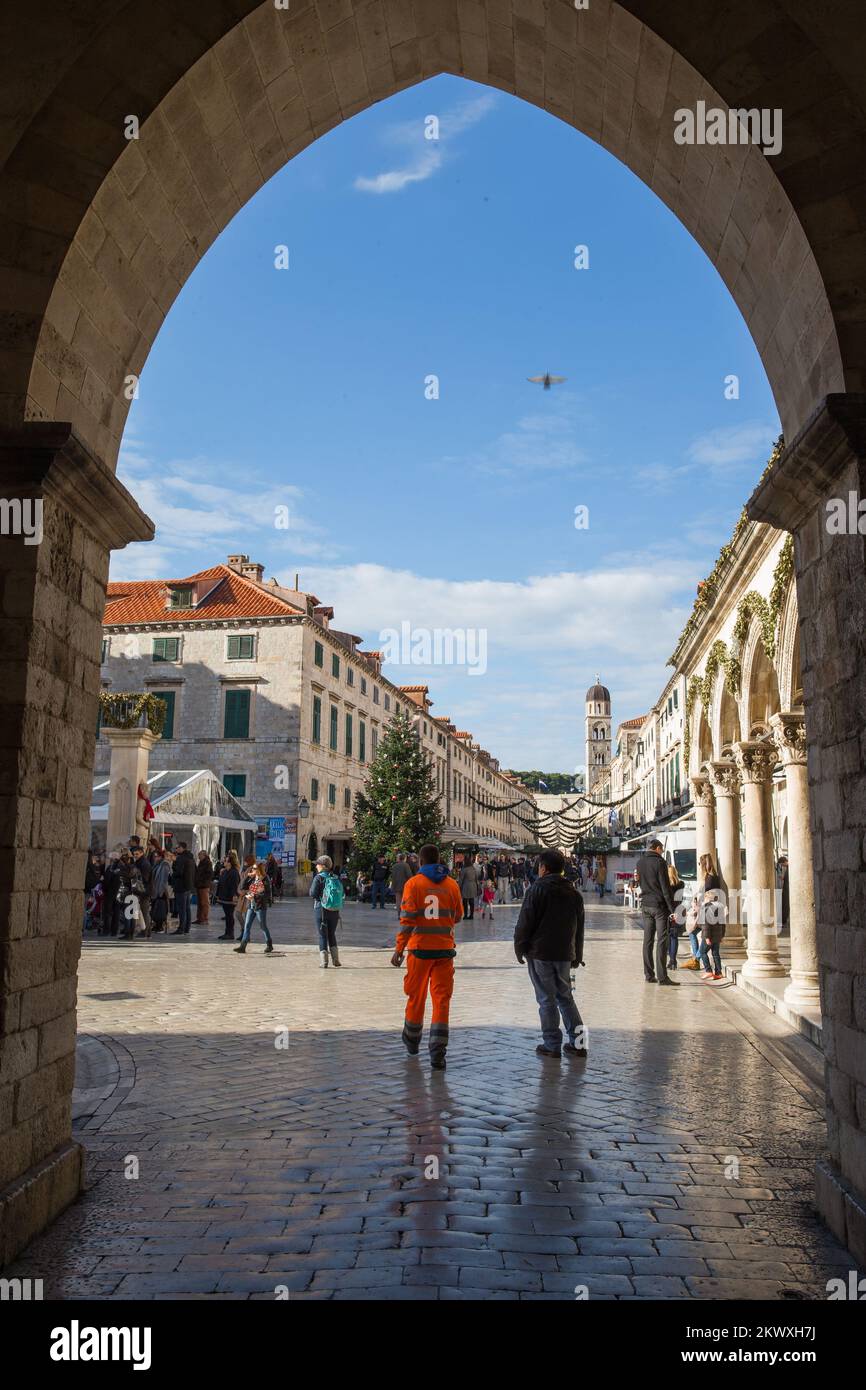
[1,1,866,1271]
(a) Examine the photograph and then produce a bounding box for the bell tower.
[584,676,612,794]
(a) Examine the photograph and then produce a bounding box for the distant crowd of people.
[84,837,284,944]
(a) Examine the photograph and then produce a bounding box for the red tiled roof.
[399,685,430,693]
[104,565,306,624]
[619,715,648,729]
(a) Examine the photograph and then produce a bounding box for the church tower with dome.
[585,677,612,794]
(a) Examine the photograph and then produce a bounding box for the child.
[480,879,496,920]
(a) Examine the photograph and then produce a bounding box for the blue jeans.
[700,937,722,974]
[687,930,701,959]
[370,880,386,908]
[526,958,584,1051]
[176,891,191,931]
[241,904,272,946]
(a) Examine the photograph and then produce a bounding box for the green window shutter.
[329,705,338,750]
[153,690,175,740]
[311,778,319,801]
[345,713,352,756]
[359,722,366,762]
[224,688,250,738]
[153,637,179,662]
[314,641,324,668]
[328,783,336,806]
[331,653,340,678]
[224,773,246,797]
[312,695,322,743]
[227,635,254,660]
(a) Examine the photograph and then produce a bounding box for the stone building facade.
[96,556,532,887]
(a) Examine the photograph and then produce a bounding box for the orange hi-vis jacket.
[395,867,464,959]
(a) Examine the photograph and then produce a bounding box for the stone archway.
[3,0,866,1267]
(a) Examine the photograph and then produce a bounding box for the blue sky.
[116,74,780,772]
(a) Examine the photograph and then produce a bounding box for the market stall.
[90,768,256,861]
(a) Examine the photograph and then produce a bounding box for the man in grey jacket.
[635,839,678,985]
[389,853,413,912]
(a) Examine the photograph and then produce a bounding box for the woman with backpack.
[215,852,241,940]
[309,854,344,967]
[233,861,274,955]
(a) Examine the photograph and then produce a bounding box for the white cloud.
[636,419,778,491]
[449,394,590,476]
[354,92,495,194]
[109,446,342,580]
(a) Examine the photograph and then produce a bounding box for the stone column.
[733,740,786,979]
[748,394,866,1264]
[103,725,159,849]
[708,760,745,956]
[771,712,819,1008]
[689,774,716,867]
[0,424,153,1266]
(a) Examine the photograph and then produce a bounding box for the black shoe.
[645,976,657,983]
[430,1055,446,1070]
[563,1043,588,1057]
[536,1044,561,1059]
[233,944,246,954]
[404,1041,420,1056]
[263,943,273,954]
[170,928,184,935]
[658,979,680,986]
[217,933,234,941]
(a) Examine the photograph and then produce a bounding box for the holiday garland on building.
[349,708,442,868]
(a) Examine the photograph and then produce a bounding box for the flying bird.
[527,371,567,390]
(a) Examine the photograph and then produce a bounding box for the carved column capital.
[708,759,741,798]
[732,739,778,785]
[689,775,714,808]
[770,711,807,766]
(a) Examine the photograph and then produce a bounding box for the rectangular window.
[360,676,367,695]
[153,690,176,740]
[372,727,379,756]
[101,638,108,663]
[329,704,338,750]
[359,721,366,762]
[153,636,180,663]
[344,787,351,809]
[346,666,354,687]
[223,773,247,798]
[345,712,353,757]
[314,641,324,668]
[312,695,322,744]
[224,688,251,738]
[384,693,390,711]
[373,686,380,704]
[311,777,319,802]
[332,652,340,679]
[168,587,193,609]
[328,783,336,807]
[227,634,254,660]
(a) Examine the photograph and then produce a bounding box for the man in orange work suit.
[390,843,464,1070]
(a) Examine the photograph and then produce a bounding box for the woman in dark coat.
[697,852,725,980]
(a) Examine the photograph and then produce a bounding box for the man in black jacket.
[514,848,587,1059]
[635,839,678,985]
[171,841,196,934]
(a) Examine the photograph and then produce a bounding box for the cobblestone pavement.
[9,898,860,1300]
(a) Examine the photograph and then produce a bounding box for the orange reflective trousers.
[402,955,454,1060]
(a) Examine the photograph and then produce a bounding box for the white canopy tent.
[91,768,256,861]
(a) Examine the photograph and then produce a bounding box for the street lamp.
[298,796,309,819]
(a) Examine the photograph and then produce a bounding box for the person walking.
[234,861,274,954]
[194,850,213,925]
[390,852,413,914]
[495,856,509,904]
[391,844,463,1069]
[594,854,608,900]
[215,853,241,940]
[130,846,153,938]
[635,839,678,985]
[514,848,587,1059]
[235,854,256,936]
[479,876,496,921]
[311,858,345,967]
[369,853,389,909]
[171,841,196,934]
[458,857,479,920]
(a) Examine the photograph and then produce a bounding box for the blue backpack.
[321,873,345,911]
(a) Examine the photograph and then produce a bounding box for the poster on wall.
[283,816,297,868]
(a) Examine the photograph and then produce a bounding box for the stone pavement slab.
[7,898,862,1299]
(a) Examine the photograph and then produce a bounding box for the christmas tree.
[350,709,443,869]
